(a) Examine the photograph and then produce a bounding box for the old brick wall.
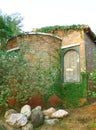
[62,31,83,46]
[84,33,96,74]
[7,33,61,69]
[84,33,96,102]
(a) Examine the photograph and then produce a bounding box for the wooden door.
[64,50,80,82]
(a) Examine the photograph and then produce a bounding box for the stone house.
[7,25,96,104]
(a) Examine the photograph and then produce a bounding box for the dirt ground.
[39,103,96,130]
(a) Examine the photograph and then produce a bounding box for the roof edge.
[7,32,62,43]
[36,25,96,42]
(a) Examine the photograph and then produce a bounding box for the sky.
[0,0,96,33]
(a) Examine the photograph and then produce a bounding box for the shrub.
[0,41,62,110]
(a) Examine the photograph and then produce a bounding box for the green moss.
[36,24,89,33]
[61,73,87,108]
[44,72,88,108]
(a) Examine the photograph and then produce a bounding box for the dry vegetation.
[38,103,96,130]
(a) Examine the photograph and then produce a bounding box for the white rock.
[22,122,33,130]
[34,106,42,111]
[6,113,28,128]
[44,119,59,125]
[43,107,56,117]
[4,109,17,119]
[51,109,68,118]
[21,105,31,118]
[45,116,50,119]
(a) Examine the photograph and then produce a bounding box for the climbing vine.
[36,24,96,41]
[36,24,89,33]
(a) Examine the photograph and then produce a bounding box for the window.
[64,50,80,82]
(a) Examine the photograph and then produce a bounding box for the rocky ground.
[1,103,96,130]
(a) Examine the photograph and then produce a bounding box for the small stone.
[21,105,31,119]
[22,122,33,130]
[0,120,14,130]
[43,107,56,117]
[45,116,50,119]
[5,113,28,128]
[4,109,17,119]
[31,106,44,127]
[51,109,68,118]
[44,119,59,125]
[34,106,42,111]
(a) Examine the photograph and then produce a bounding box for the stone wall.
[84,33,96,102]
[7,33,61,69]
[84,33,96,74]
